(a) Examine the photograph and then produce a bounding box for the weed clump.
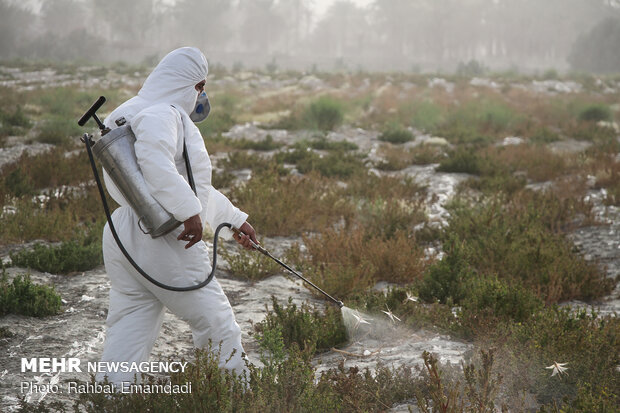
[220,245,280,281]
[255,296,347,354]
[437,148,482,174]
[296,151,366,179]
[300,228,427,299]
[280,96,345,131]
[0,105,31,137]
[578,104,612,122]
[0,271,62,317]
[303,96,345,131]
[378,124,414,144]
[293,135,358,152]
[36,115,82,145]
[421,195,612,305]
[9,237,102,274]
[229,170,350,236]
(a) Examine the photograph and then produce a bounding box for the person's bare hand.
[177,214,203,249]
[233,221,258,250]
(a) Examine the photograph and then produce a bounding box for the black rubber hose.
[83,133,229,292]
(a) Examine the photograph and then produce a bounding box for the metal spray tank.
[79,96,181,238]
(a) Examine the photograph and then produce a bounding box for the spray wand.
[232,227,344,308]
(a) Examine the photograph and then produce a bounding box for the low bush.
[578,104,612,122]
[229,170,351,236]
[462,275,543,322]
[229,135,283,151]
[417,240,474,305]
[9,229,103,274]
[411,101,445,132]
[0,105,31,137]
[295,151,367,179]
[436,196,612,304]
[0,185,108,244]
[0,149,94,200]
[302,96,345,131]
[0,271,62,317]
[220,244,281,281]
[35,115,83,145]
[530,127,561,144]
[437,148,483,174]
[300,228,428,299]
[344,174,427,202]
[378,125,414,144]
[219,151,288,176]
[501,307,620,408]
[353,197,426,239]
[300,135,358,151]
[375,144,443,170]
[255,296,347,354]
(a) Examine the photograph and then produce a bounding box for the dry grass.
[229,170,351,237]
[300,227,428,299]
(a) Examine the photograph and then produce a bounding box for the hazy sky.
[313,0,374,17]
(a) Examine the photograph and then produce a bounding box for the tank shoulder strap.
[169,104,197,196]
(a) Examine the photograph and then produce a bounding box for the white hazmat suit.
[97,47,248,385]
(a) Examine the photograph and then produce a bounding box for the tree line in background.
[1,0,619,73]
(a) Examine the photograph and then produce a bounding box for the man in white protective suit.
[96,47,257,385]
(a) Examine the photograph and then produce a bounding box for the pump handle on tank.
[78,95,107,130]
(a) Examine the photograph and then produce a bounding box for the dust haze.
[1,0,619,74]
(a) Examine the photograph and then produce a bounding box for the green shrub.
[296,151,366,179]
[440,196,612,304]
[505,308,620,407]
[3,167,35,197]
[220,245,281,281]
[412,101,445,132]
[302,96,345,131]
[10,238,102,274]
[437,149,482,174]
[462,275,543,322]
[295,135,358,151]
[378,125,414,144]
[0,149,94,198]
[354,197,426,239]
[9,217,104,274]
[437,99,518,143]
[36,115,83,145]
[220,151,288,176]
[466,172,526,195]
[417,240,474,305]
[255,296,347,354]
[0,185,107,244]
[231,135,282,151]
[531,127,561,144]
[0,105,31,136]
[435,124,492,146]
[578,104,612,122]
[0,271,62,317]
[277,148,366,178]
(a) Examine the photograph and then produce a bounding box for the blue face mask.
[190,92,211,123]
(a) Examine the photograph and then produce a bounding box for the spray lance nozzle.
[231,227,344,309]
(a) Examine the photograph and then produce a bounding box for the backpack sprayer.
[78,97,343,307]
